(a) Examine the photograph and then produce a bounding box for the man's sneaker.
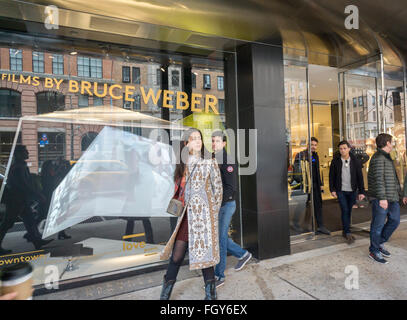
[215,277,225,289]
[369,252,389,264]
[379,245,391,258]
[234,251,252,271]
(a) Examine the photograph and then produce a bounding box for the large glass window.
[36,91,65,114]
[78,57,102,78]
[9,49,22,71]
[132,67,140,84]
[0,89,21,117]
[0,35,235,291]
[52,54,64,75]
[32,51,44,73]
[285,64,311,237]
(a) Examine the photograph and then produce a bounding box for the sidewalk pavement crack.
[276,275,319,300]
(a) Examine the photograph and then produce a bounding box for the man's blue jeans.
[215,200,247,280]
[337,191,357,235]
[369,199,400,254]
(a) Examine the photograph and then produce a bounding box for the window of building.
[380,95,383,105]
[346,113,350,124]
[373,111,376,122]
[0,132,21,165]
[359,111,364,122]
[123,93,132,109]
[38,132,65,169]
[52,54,64,75]
[0,89,21,117]
[36,92,65,114]
[390,113,393,121]
[218,99,225,113]
[372,95,375,106]
[353,112,358,123]
[352,97,357,108]
[78,57,102,78]
[78,94,89,107]
[192,73,196,88]
[122,66,130,83]
[156,69,161,86]
[346,100,350,110]
[358,96,364,106]
[32,52,44,73]
[9,49,22,71]
[81,132,98,151]
[217,76,224,90]
[203,74,211,89]
[133,94,141,111]
[132,67,140,84]
[171,70,180,87]
[93,97,103,106]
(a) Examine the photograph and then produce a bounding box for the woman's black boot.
[204,279,217,300]
[160,275,175,300]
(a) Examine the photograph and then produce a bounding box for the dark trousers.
[369,199,400,254]
[337,191,357,235]
[305,188,324,229]
[0,201,41,247]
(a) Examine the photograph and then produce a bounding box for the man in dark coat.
[329,140,366,244]
[212,131,251,289]
[294,137,330,234]
[0,145,52,254]
[367,133,401,264]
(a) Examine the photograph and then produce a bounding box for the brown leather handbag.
[166,164,197,217]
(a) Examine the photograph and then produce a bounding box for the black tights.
[165,240,215,282]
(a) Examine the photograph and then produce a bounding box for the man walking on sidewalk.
[329,140,366,244]
[367,133,401,264]
[212,131,252,289]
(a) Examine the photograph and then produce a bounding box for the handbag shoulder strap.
[179,162,198,198]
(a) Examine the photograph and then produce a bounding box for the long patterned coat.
[160,157,223,270]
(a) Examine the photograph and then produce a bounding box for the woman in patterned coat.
[160,128,223,300]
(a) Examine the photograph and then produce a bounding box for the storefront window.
[0,32,235,289]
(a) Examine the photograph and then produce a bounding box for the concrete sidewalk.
[105,222,407,300]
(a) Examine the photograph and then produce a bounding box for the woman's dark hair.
[338,140,351,148]
[311,137,319,143]
[376,133,392,149]
[174,128,205,182]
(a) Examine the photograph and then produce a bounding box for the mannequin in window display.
[0,145,53,254]
[293,137,330,235]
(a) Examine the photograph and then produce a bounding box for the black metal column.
[235,42,290,260]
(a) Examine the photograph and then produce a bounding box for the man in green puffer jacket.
[367,133,401,264]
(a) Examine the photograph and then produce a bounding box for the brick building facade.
[0,46,225,173]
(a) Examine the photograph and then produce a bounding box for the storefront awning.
[21,105,189,130]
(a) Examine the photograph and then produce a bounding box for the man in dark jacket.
[367,133,401,264]
[294,137,330,234]
[212,131,251,289]
[329,140,366,244]
[0,145,52,254]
